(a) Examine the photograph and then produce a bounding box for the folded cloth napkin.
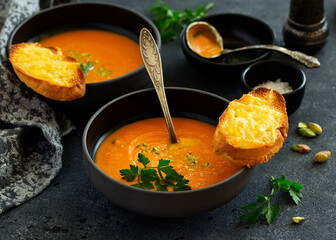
[0,0,73,214]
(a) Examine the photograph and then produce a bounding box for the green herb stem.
[239,175,303,225]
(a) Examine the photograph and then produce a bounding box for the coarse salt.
[253,78,293,94]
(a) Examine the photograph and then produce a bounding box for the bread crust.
[9,42,85,101]
[212,87,288,167]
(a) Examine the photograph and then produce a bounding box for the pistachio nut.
[292,217,305,223]
[308,122,322,135]
[297,127,316,138]
[314,151,331,162]
[291,144,311,153]
[297,122,307,129]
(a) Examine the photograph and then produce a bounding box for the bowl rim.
[7,1,161,86]
[180,13,276,67]
[241,59,307,96]
[82,87,252,195]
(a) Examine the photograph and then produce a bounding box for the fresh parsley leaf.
[289,187,303,205]
[173,178,191,191]
[140,168,158,182]
[240,202,257,211]
[238,207,259,225]
[120,153,191,192]
[132,181,155,190]
[80,61,93,76]
[155,178,168,192]
[157,159,170,167]
[262,202,281,225]
[120,165,138,182]
[271,175,303,203]
[138,153,150,167]
[239,175,303,225]
[150,0,214,43]
[256,194,268,204]
[164,172,183,185]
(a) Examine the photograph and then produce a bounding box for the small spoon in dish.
[139,28,178,144]
[186,21,320,68]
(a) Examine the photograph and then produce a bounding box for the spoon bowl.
[186,21,223,59]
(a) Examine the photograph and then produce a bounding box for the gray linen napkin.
[0,0,73,214]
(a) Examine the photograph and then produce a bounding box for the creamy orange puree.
[95,117,241,190]
[40,29,142,83]
[187,28,222,58]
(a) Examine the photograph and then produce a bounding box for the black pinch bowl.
[241,60,306,115]
[180,13,275,75]
[7,2,160,110]
[83,87,255,218]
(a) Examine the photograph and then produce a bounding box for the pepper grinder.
[283,0,328,53]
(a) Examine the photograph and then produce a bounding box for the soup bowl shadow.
[7,2,160,111]
[83,87,255,218]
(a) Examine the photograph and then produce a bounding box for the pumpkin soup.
[40,29,142,83]
[95,117,241,190]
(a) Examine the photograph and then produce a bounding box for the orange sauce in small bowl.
[95,117,241,190]
[40,29,143,83]
[187,26,222,58]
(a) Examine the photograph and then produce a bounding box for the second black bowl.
[241,60,306,115]
[180,13,276,75]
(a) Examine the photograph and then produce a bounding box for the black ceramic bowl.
[180,13,275,75]
[241,60,306,115]
[83,87,255,218]
[7,2,160,110]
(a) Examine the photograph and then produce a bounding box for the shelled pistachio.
[291,144,311,153]
[314,151,331,162]
[292,217,305,223]
[297,127,316,137]
[297,122,307,129]
[308,122,322,135]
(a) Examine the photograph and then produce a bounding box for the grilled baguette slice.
[9,42,85,101]
[212,87,288,167]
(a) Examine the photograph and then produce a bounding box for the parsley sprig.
[80,61,93,76]
[120,153,191,191]
[239,175,303,225]
[150,0,214,43]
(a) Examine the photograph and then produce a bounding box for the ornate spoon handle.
[222,45,320,68]
[139,28,178,144]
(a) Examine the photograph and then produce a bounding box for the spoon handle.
[139,28,178,144]
[223,45,320,68]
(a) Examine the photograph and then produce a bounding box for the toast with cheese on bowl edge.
[9,42,85,101]
[212,87,288,167]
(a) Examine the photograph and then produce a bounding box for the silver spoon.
[139,28,178,144]
[186,21,320,68]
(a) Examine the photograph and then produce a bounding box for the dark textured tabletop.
[1,0,336,239]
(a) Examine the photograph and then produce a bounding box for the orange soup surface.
[95,118,241,190]
[40,29,143,83]
[187,27,222,58]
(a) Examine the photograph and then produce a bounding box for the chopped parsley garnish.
[120,153,191,191]
[239,175,303,225]
[150,0,214,42]
[186,153,198,169]
[80,62,93,76]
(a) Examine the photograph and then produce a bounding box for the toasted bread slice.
[9,42,85,101]
[212,87,288,167]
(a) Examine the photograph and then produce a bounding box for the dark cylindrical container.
[283,0,328,53]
